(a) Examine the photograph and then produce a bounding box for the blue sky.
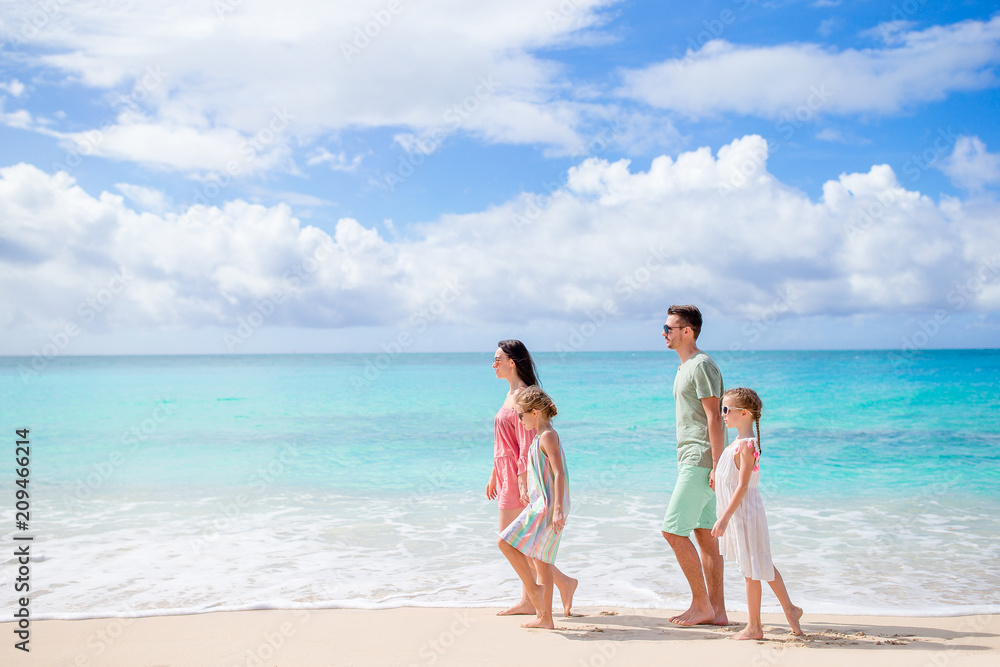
[1,0,999,356]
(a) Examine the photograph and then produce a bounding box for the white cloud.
[815,127,870,146]
[816,128,845,142]
[939,135,1000,192]
[0,106,32,130]
[0,82,33,130]
[53,112,294,175]
[2,136,998,338]
[619,16,1000,117]
[306,149,363,172]
[860,21,918,43]
[817,18,838,37]
[115,183,171,213]
[0,0,623,172]
[249,189,335,208]
[0,79,25,96]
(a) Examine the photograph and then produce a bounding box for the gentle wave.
[2,352,998,621]
[7,490,999,620]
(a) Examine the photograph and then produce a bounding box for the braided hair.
[724,387,763,452]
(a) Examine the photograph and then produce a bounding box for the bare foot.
[703,610,729,626]
[731,625,764,641]
[522,616,556,629]
[558,577,579,617]
[497,600,535,616]
[669,604,716,626]
[786,605,804,635]
[524,583,546,619]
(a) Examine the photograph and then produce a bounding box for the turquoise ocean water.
[1,350,998,619]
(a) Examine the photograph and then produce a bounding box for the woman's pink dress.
[494,406,535,509]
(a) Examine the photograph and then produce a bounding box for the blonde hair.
[516,385,557,419]
[724,387,763,451]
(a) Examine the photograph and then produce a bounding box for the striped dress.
[499,431,570,564]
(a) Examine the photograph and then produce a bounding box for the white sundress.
[715,437,775,581]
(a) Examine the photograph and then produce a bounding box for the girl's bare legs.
[498,508,535,615]
[766,567,803,635]
[553,567,578,617]
[733,577,764,640]
[733,568,803,640]
[497,539,544,616]
[497,508,578,616]
[522,559,555,629]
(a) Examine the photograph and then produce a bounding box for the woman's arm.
[486,466,497,500]
[711,441,756,537]
[513,390,533,504]
[539,431,568,533]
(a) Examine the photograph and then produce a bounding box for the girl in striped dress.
[498,385,572,629]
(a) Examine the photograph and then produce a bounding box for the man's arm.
[701,395,724,489]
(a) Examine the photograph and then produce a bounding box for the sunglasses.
[721,405,746,416]
[663,324,687,335]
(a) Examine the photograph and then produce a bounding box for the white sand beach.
[3,607,998,666]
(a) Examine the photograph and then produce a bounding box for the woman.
[487,339,577,617]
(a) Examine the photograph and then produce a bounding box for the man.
[660,304,728,626]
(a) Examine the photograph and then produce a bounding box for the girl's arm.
[539,431,568,533]
[711,440,757,537]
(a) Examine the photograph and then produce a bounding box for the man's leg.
[662,464,726,625]
[661,465,712,625]
[662,530,715,625]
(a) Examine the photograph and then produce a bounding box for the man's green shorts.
[661,464,716,536]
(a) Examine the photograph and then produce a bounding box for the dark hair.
[667,304,703,340]
[724,387,763,452]
[498,339,539,387]
[516,385,557,418]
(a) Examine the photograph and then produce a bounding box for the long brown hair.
[498,339,539,387]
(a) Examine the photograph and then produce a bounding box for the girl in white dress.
[712,387,804,640]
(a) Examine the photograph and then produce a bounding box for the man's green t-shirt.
[672,350,726,469]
